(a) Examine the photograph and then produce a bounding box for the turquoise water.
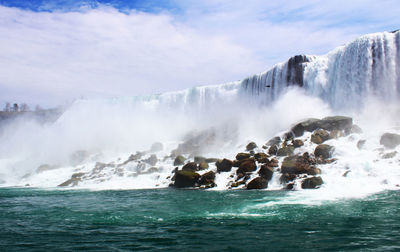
[1,188,400,251]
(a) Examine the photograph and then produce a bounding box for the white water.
[0,31,399,202]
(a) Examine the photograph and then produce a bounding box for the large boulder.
[291,118,320,137]
[265,136,281,146]
[277,146,294,156]
[194,156,206,164]
[237,160,257,174]
[198,171,216,186]
[268,145,278,155]
[314,144,334,159]
[258,165,274,181]
[246,142,258,151]
[173,155,186,166]
[380,133,400,149]
[236,153,251,161]
[254,152,269,163]
[173,170,200,188]
[318,116,352,131]
[182,162,198,171]
[216,158,233,172]
[292,139,304,148]
[198,162,209,170]
[311,129,330,144]
[58,172,85,187]
[246,177,268,190]
[280,155,320,175]
[301,176,323,189]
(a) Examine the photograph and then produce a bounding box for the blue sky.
[0,0,399,106]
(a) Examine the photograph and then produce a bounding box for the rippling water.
[1,188,400,251]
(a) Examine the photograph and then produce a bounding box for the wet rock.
[182,162,198,171]
[268,158,279,167]
[246,177,268,190]
[230,181,245,188]
[268,145,278,155]
[329,130,344,139]
[144,154,158,166]
[357,140,366,150]
[318,116,353,132]
[292,139,304,148]
[258,165,274,181]
[198,161,209,170]
[150,142,163,152]
[314,144,334,159]
[246,142,258,151]
[284,132,295,141]
[58,172,85,187]
[380,133,400,149]
[311,129,330,144]
[254,152,269,163]
[266,136,281,146]
[216,158,233,172]
[173,170,201,188]
[194,156,206,164]
[277,146,294,156]
[173,155,186,166]
[236,153,251,161]
[237,159,257,174]
[291,118,320,137]
[382,151,397,159]
[199,171,216,186]
[280,173,297,184]
[280,155,320,175]
[301,176,323,189]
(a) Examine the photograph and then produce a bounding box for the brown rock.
[216,158,233,172]
[246,177,268,190]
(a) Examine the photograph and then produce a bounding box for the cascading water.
[0,31,399,197]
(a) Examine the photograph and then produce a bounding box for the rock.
[292,139,304,148]
[351,125,363,134]
[318,116,353,131]
[230,181,245,188]
[246,142,258,151]
[173,170,200,188]
[236,152,251,161]
[258,165,274,181]
[182,162,198,171]
[173,155,186,166]
[311,129,330,144]
[199,171,216,186]
[58,172,85,187]
[314,144,334,159]
[150,142,163,152]
[205,158,219,163]
[301,176,323,189]
[216,159,233,172]
[254,152,269,163]
[268,145,278,155]
[198,161,209,170]
[280,155,319,175]
[277,146,294,156]
[268,158,279,167]
[284,132,295,141]
[382,151,397,159]
[194,156,206,164]
[237,160,257,174]
[265,136,281,146]
[279,173,297,184]
[144,154,158,166]
[246,177,268,190]
[357,140,366,150]
[380,133,400,149]
[291,118,320,137]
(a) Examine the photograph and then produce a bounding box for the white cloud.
[0,0,398,106]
